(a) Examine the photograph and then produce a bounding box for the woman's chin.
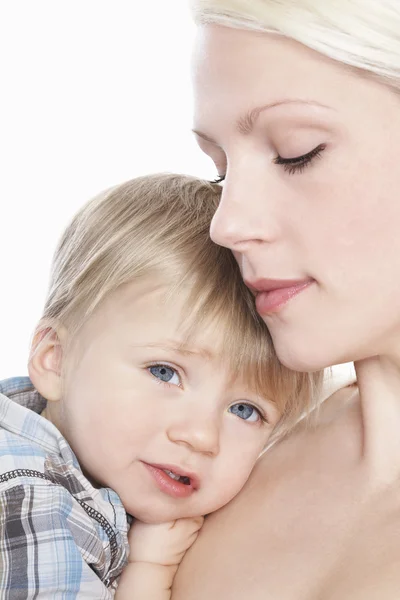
[273,338,344,373]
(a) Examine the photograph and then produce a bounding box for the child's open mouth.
[141,462,199,498]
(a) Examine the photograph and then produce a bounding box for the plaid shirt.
[0,377,130,599]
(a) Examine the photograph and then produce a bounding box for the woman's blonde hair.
[191,0,400,91]
[33,173,322,432]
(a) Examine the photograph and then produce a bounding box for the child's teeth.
[163,469,191,485]
[162,469,191,485]
[163,469,181,481]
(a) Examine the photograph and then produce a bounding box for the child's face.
[50,279,280,523]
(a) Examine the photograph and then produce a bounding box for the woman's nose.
[210,179,278,251]
[167,412,220,456]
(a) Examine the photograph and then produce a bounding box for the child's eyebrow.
[134,340,215,360]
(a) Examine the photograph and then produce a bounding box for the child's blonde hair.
[33,173,322,432]
[190,0,400,92]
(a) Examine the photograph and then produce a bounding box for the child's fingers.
[169,516,204,534]
[127,516,204,565]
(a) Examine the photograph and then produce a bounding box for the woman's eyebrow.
[193,99,334,141]
[237,99,334,134]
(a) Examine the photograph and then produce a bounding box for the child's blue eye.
[149,365,181,386]
[229,403,260,422]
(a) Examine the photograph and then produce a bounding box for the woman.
[172,2,400,598]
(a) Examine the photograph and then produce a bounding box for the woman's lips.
[141,462,199,499]
[245,278,314,315]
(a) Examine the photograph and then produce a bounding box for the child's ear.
[28,326,66,402]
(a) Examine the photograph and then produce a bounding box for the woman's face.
[192,24,400,371]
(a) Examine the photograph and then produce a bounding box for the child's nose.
[166,412,220,456]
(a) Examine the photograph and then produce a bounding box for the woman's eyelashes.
[213,143,326,181]
[273,143,326,175]
[228,402,265,423]
[148,364,182,388]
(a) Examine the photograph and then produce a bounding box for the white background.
[0,1,354,385]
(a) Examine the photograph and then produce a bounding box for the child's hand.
[116,518,204,599]
[128,516,204,567]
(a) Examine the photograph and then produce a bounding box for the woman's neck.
[355,355,400,485]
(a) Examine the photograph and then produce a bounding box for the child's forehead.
[90,277,268,391]
[110,278,233,343]
[132,328,261,387]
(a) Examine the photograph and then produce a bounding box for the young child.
[0,174,321,599]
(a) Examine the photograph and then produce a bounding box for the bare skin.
[172,383,400,599]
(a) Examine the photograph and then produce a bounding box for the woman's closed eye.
[212,175,225,184]
[148,364,182,387]
[213,143,326,182]
[274,143,326,175]
[228,402,264,423]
